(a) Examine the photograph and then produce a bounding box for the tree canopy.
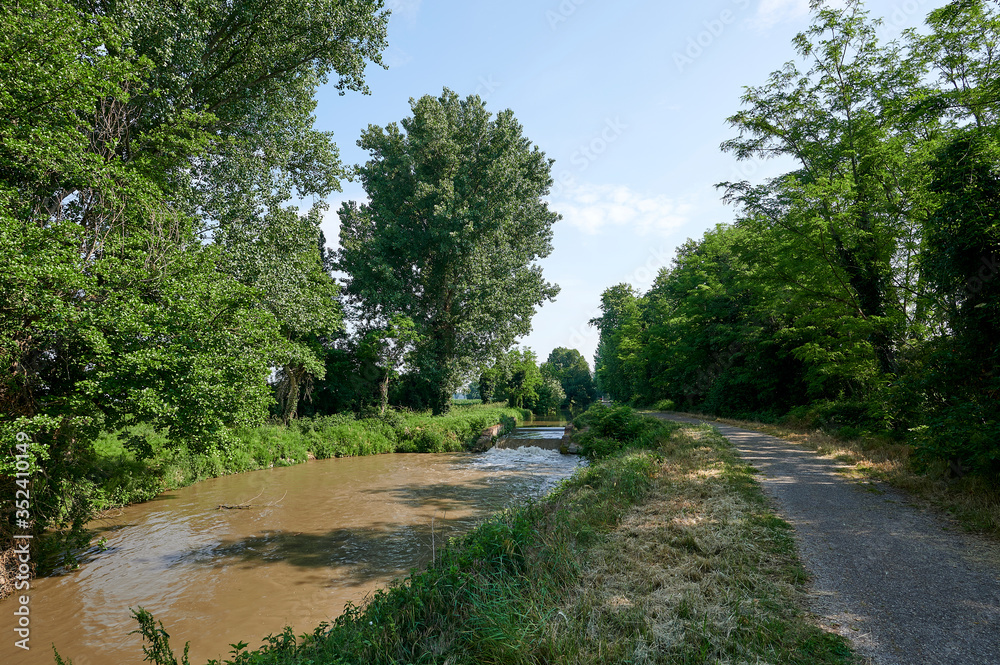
[541,347,597,409]
[337,89,560,414]
[593,0,1000,478]
[0,0,388,536]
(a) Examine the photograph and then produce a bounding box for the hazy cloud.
[751,0,810,30]
[555,184,692,237]
[386,0,422,25]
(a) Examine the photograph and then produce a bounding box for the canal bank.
[0,404,528,603]
[2,445,581,665]
[116,405,855,665]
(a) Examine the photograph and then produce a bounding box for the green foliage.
[573,404,681,460]
[337,88,560,415]
[130,608,193,665]
[476,348,572,415]
[356,315,419,416]
[903,125,1000,475]
[502,348,543,410]
[590,284,643,403]
[0,0,389,546]
[534,377,566,415]
[541,347,597,409]
[589,0,1000,480]
[782,400,891,439]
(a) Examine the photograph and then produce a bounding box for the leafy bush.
[781,400,890,438]
[573,404,679,459]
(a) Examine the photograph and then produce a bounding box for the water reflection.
[1,449,581,665]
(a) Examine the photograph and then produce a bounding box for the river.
[2,425,580,665]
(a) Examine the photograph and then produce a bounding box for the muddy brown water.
[2,435,579,665]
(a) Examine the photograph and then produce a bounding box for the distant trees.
[593,0,1000,477]
[474,347,590,415]
[541,348,597,409]
[336,89,560,414]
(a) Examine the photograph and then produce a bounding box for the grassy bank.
[20,404,526,577]
[87,403,527,514]
[118,405,854,665]
[659,410,1000,539]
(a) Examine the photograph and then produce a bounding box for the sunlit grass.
[551,425,852,664]
[665,411,1000,538]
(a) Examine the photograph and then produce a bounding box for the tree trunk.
[380,373,389,415]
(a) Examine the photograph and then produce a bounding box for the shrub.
[782,400,890,438]
[573,404,679,459]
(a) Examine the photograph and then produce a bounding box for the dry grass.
[545,426,854,665]
[671,412,1000,538]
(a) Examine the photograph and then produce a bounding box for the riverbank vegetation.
[31,403,526,572]
[1,0,568,577]
[112,405,853,665]
[592,0,1000,488]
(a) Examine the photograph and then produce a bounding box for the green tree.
[534,377,566,416]
[916,0,1000,129]
[70,0,389,232]
[541,347,596,409]
[337,89,560,414]
[359,315,420,415]
[721,0,931,380]
[0,0,387,542]
[910,126,1000,474]
[504,349,543,411]
[218,205,343,423]
[478,359,511,405]
[590,285,642,403]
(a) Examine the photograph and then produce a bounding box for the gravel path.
[652,413,1000,665]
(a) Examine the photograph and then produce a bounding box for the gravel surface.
[652,413,1000,665]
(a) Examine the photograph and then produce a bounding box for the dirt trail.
[652,413,1000,665]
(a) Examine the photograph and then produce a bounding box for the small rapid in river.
[2,429,580,665]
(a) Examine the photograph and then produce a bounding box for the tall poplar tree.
[337,89,560,414]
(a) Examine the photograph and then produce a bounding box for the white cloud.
[751,0,810,30]
[552,183,692,237]
[386,0,422,25]
[382,45,414,68]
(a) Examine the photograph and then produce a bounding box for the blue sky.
[314,0,941,369]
